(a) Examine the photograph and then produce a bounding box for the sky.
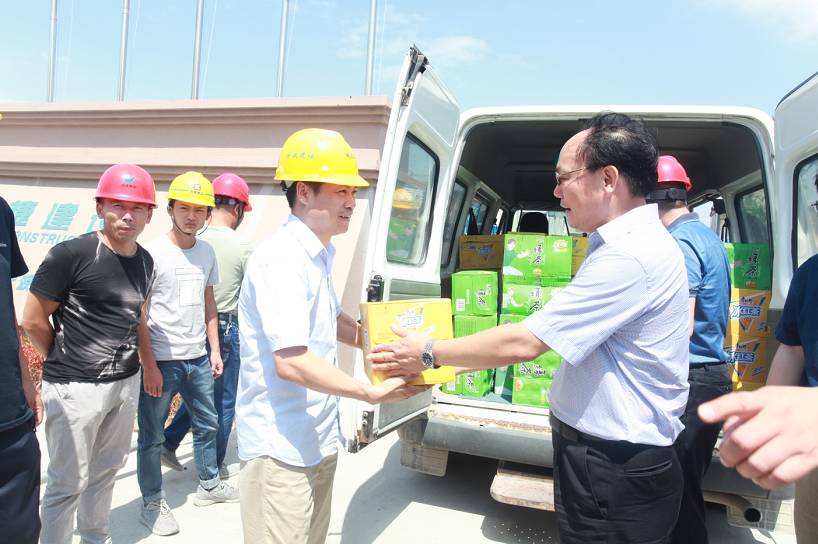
[1,0,817,113]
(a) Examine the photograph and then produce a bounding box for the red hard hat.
[95,164,156,206]
[657,155,692,192]
[212,173,252,211]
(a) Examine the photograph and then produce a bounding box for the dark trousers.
[671,363,732,544]
[0,419,41,544]
[551,414,683,544]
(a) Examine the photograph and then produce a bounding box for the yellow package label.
[571,236,589,276]
[458,235,504,270]
[725,288,771,339]
[726,336,769,385]
[360,298,456,385]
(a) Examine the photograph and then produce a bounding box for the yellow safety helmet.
[274,128,369,187]
[392,187,418,210]
[167,171,215,207]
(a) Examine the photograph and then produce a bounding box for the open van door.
[773,72,818,299]
[347,46,460,451]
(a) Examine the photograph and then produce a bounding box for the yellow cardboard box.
[360,298,456,385]
[726,336,770,387]
[726,288,771,339]
[458,235,504,270]
[571,236,589,276]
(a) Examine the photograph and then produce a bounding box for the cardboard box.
[360,298,456,385]
[725,336,770,386]
[501,279,568,316]
[512,376,552,408]
[513,350,562,380]
[461,369,494,398]
[571,235,589,276]
[502,234,571,280]
[451,271,499,316]
[453,314,497,337]
[724,243,772,290]
[459,235,504,270]
[726,288,772,338]
[440,379,461,395]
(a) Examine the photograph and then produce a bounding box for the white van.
[344,46,818,530]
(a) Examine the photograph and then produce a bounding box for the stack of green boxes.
[442,270,499,397]
[501,233,571,408]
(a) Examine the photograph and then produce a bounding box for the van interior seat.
[517,211,549,234]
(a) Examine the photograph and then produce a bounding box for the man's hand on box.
[367,325,428,376]
[366,376,431,403]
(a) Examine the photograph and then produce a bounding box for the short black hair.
[284,181,322,209]
[580,112,658,197]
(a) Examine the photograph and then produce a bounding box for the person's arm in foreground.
[368,323,548,376]
[204,286,223,378]
[137,296,163,397]
[21,293,58,359]
[337,312,363,349]
[275,346,428,403]
[698,385,818,489]
[15,305,42,426]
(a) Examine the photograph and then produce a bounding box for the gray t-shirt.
[145,235,219,360]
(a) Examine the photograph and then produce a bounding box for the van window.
[442,181,467,268]
[735,187,770,245]
[464,193,490,235]
[794,154,818,267]
[385,135,439,265]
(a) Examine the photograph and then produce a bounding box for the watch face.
[422,352,434,368]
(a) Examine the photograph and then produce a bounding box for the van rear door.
[773,72,818,294]
[347,46,460,451]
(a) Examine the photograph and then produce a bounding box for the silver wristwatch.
[421,339,436,369]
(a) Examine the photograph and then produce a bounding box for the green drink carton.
[461,369,494,398]
[453,315,497,337]
[503,233,571,280]
[571,235,589,276]
[440,378,462,395]
[501,279,568,316]
[513,350,562,380]
[724,243,771,290]
[493,364,514,397]
[512,376,553,408]
[451,271,499,316]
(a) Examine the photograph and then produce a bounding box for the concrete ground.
[38,427,796,543]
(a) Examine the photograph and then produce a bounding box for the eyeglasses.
[555,166,589,187]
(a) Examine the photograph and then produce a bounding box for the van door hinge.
[367,274,384,302]
[400,46,428,106]
[358,409,375,444]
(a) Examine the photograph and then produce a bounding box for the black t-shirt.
[30,232,154,383]
[0,196,31,431]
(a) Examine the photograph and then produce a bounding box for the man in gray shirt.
[369,112,690,543]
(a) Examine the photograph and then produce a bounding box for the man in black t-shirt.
[22,164,157,544]
[0,196,42,544]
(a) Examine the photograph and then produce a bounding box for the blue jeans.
[137,355,220,502]
[164,314,240,467]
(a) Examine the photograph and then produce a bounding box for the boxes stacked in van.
[442,232,583,408]
[723,243,772,391]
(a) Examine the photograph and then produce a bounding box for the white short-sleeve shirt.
[236,215,343,467]
[523,204,690,446]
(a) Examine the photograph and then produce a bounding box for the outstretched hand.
[367,325,428,377]
[699,386,818,490]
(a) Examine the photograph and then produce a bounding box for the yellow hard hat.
[167,171,215,207]
[392,187,418,209]
[274,128,369,187]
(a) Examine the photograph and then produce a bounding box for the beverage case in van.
[726,288,771,338]
[724,243,772,290]
[571,235,589,276]
[360,299,456,385]
[502,234,571,280]
[451,271,499,316]
[458,235,504,270]
[501,279,568,316]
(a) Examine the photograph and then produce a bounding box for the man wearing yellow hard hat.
[235,128,426,544]
[136,171,238,536]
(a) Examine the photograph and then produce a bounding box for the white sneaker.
[140,499,180,536]
[218,463,240,480]
[194,481,240,506]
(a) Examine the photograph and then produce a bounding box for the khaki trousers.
[239,453,338,544]
[796,467,818,543]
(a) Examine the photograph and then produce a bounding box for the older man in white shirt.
[235,128,426,544]
[369,112,690,544]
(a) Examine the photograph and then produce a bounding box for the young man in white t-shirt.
[137,172,238,537]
